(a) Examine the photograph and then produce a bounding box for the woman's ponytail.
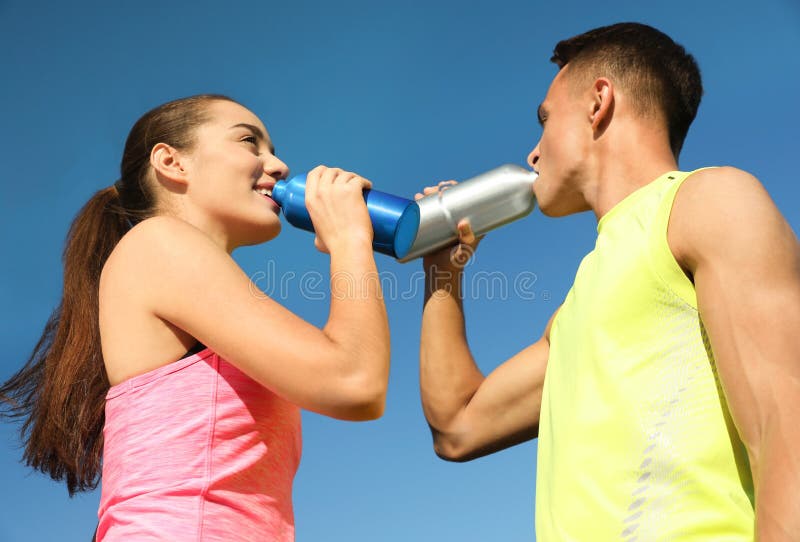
[1,93,237,495]
[0,185,130,494]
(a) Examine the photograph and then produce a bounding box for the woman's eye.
[242,135,258,146]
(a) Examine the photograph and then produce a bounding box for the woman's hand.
[414,180,483,271]
[305,166,373,254]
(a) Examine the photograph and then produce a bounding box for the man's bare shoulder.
[679,166,766,202]
[670,166,790,271]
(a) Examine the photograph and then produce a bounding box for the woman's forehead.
[206,100,267,133]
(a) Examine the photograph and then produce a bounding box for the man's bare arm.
[420,250,555,461]
[671,166,800,540]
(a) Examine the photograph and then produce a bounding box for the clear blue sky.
[1,1,798,540]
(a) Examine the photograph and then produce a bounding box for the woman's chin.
[257,223,281,244]
[237,221,281,247]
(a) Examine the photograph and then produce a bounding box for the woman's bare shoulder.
[101,216,222,294]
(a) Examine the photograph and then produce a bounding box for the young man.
[419,22,800,540]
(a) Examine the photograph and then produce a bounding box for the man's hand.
[417,179,551,461]
[415,181,483,271]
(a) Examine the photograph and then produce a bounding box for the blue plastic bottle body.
[271,174,420,259]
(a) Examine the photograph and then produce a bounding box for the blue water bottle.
[271,173,421,259]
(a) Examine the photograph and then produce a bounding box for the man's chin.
[537,201,565,217]
[537,204,559,217]
[538,202,588,218]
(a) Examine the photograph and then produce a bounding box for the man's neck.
[585,125,678,221]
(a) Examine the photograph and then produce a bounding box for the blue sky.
[1,1,798,540]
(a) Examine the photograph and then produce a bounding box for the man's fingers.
[417,180,459,199]
[457,219,476,245]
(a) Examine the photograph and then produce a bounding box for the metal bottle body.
[270,174,420,259]
[399,164,537,262]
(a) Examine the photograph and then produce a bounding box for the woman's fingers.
[306,165,373,254]
[318,167,345,185]
[350,176,372,190]
[314,235,330,254]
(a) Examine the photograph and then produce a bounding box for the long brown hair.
[0,94,237,494]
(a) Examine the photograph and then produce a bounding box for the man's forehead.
[549,68,571,93]
[543,67,579,104]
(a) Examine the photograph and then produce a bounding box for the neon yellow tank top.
[536,170,754,541]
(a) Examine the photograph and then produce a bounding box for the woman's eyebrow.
[230,123,276,154]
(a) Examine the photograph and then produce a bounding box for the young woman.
[0,95,390,541]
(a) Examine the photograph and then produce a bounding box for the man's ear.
[150,143,189,186]
[590,77,614,131]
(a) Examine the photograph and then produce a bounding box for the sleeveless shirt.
[536,170,754,540]
[97,347,302,541]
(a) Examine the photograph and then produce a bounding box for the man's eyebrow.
[537,104,547,127]
[231,123,276,154]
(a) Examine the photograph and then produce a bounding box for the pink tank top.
[97,348,302,541]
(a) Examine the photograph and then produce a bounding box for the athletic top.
[536,170,755,540]
[97,347,302,541]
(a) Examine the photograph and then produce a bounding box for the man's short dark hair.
[552,22,703,158]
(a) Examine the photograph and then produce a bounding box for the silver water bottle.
[399,164,538,262]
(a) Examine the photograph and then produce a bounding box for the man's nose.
[527,143,540,172]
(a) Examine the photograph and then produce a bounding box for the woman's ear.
[590,77,614,131]
[150,143,189,186]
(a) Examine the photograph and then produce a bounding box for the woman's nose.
[264,155,289,180]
